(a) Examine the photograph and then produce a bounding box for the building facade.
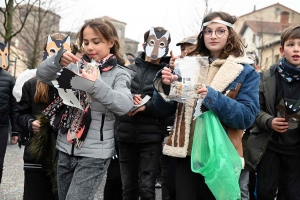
[236,3,300,70]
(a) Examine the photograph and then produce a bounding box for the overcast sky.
[3,0,300,55]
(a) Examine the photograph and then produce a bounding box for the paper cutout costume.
[42,35,71,61]
[144,27,170,60]
[0,42,9,70]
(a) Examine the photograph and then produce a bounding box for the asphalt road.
[0,144,162,200]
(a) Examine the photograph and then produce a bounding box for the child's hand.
[32,120,41,134]
[169,50,180,70]
[196,85,207,99]
[133,94,142,105]
[81,66,98,82]
[128,105,146,116]
[162,67,178,85]
[60,51,80,67]
[271,117,289,133]
[11,136,18,144]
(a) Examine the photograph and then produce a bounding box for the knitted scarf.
[277,58,300,82]
[43,54,117,148]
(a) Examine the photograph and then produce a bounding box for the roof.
[257,40,281,49]
[239,20,297,35]
[125,37,139,44]
[16,4,61,18]
[86,16,127,25]
[238,3,300,18]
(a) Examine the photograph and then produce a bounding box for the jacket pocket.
[224,82,242,100]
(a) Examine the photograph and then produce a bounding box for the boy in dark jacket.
[117,27,171,200]
[0,41,20,184]
[247,25,300,200]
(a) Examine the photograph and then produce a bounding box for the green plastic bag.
[191,110,242,200]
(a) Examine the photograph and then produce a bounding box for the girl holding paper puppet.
[36,19,133,200]
[152,11,260,200]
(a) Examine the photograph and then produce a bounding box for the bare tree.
[173,0,229,42]
[10,0,81,69]
[10,0,63,69]
[0,0,38,52]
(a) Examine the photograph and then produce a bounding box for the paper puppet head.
[144,27,170,60]
[42,35,71,61]
[0,42,9,70]
[277,98,300,130]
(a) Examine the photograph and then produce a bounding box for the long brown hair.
[34,33,67,103]
[189,12,246,59]
[77,19,125,66]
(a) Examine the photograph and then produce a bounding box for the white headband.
[202,20,233,28]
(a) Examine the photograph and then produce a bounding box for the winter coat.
[17,77,57,171]
[247,64,278,170]
[36,53,133,159]
[117,52,171,144]
[0,67,20,135]
[153,55,260,158]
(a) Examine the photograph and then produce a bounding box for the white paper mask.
[144,27,170,60]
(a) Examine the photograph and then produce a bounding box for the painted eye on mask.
[159,42,166,48]
[279,110,285,117]
[50,48,56,54]
[289,117,300,123]
[149,39,155,46]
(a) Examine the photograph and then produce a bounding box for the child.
[36,19,133,200]
[176,35,198,58]
[0,41,20,184]
[153,11,260,200]
[160,35,197,200]
[17,33,69,200]
[116,27,171,200]
[247,25,300,200]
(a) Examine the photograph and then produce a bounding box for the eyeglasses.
[202,29,227,38]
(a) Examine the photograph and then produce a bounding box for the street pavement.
[0,144,162,200]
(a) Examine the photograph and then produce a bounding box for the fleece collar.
[207,54,251,92]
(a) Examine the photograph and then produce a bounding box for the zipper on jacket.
[71,142,75,155]
[100,114,105,141]
[138,63,149,94]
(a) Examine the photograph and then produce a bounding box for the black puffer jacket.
[117,52,171,143]
[17,77,57,171]
[0,68,20,135]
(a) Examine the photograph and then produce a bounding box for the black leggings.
[0,125,8,184]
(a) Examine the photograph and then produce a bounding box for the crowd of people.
[0,10,300,200]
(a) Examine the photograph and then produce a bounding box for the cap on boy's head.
[176,35,198,46]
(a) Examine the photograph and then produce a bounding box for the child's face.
[203,17,229,58]
[180,43,196,57]
[82,26,114,62]
[280,38,300,68]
